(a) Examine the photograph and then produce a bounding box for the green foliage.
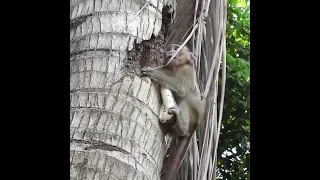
[217,0,250,179]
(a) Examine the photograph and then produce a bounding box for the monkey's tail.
[160,136,192,180]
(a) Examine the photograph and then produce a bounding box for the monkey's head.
[164,43,194,69]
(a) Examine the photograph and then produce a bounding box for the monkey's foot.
[168,106,190,136]
[167,106,180,116]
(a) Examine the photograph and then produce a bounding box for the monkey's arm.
[141,67,193,97]
[160,136,192,180]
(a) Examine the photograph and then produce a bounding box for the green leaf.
[218,0,250,179]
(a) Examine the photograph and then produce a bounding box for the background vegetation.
[217,0,250,179]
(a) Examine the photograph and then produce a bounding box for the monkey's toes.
[168,106,179,115]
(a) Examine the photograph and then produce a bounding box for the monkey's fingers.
[141,67,153,72]
[141,67,155,76]
[140,72,149,76]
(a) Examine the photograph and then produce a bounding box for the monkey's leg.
[168,100,190,136]
[160,136,192,180]
[160,136,178,175]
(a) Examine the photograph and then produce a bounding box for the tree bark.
[70,0,174,179]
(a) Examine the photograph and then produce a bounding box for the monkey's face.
[164,44,189,67]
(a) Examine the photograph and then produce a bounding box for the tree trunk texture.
[70,0,174,179]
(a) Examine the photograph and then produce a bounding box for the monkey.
[158,43,196,124]
[141,43,206,180]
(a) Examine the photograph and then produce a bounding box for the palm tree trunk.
[70,0,173,179]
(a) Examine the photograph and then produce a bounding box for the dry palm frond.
[166,0,227,179]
